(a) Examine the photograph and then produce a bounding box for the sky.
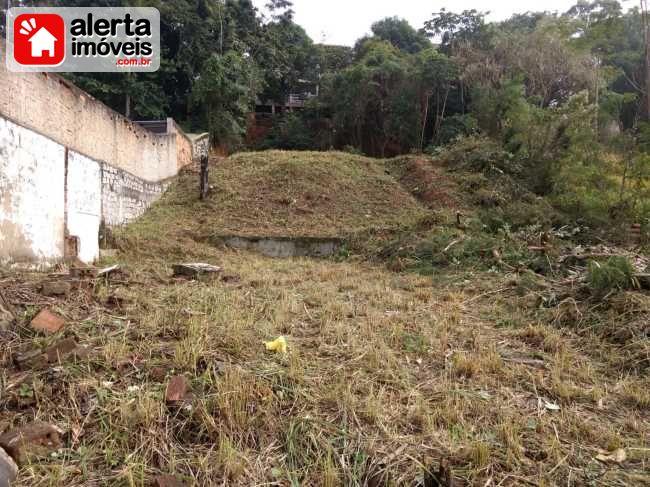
[252,0,585,46]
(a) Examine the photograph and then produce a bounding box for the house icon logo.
[13,14,66,66]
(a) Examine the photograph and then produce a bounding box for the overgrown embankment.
[121,151,427,250]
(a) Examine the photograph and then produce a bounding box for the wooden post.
[200,154,209,200]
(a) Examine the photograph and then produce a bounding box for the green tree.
[257,19,316,104]
[423,8,487,52]
[414,48,457,148]
[191,51,259,148]
[370,17,430,54]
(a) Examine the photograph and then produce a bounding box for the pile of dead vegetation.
[372,139,650,381]
[378,208,650,374]
[511,246,650,376]
[385,156,461,209]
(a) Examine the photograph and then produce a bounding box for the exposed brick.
[0,422,62,466]
[165,376,189,404]
[30,309,65,334]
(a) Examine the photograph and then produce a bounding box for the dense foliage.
[11,0,315,148]
[5,0,650,226]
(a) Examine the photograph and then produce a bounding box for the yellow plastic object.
[264,336,287,354]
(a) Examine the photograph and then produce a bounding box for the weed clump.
[587,256,637,294]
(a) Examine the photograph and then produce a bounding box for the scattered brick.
[154,474,186,487]
[44,337,79,362]
[0,422,63,466]
[15,338,87,370]
[165,375,189,404]
[40,281,71,297]
[0,447,18,487]
[30,308,65,334]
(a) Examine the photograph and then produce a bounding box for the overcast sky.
[252,0,594,46]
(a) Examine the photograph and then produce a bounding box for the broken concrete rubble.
[30,308,65,334]
[40,281,71,297]
[0,422,63,466]
[15,338,88,370]
[172,263,222,280]
[97,264,120,278]
[0,447,18,487]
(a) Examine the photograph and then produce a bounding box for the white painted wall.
[1,114,177,266]
[0,117,66,263]
[67,151,102,263]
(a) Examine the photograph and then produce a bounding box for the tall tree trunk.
[594,59,600,134]
[434,86,451,143]
[642,0,650,120]
[420,92,430,153]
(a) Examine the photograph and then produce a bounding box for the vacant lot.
[1,153,648,486]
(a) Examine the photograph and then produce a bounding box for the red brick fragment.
[0,422,62,465]
[30,309,64,334]
[165,375,189,404]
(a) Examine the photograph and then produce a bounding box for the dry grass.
[1,152,649,486]
[131,151,428,244]
[2,239,648,486]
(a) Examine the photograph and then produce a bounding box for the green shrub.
[436,114,479,145]
[259,112,316,151]
[438,135,519,175]
[480,199,564,233]
[587,257,637,294]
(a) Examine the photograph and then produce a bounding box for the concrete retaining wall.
[67,151,102,263]
[101,164,170,227]
[218,235,342,258]
[0,116,178,265]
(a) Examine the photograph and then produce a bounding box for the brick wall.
[101,164,170,226]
